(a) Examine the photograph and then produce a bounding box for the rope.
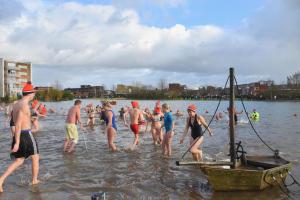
[273,175,293,199]
[181,75,230,159]
[288,171,300,186]
[233,76,276,153]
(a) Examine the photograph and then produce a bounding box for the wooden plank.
[176,160,233,166]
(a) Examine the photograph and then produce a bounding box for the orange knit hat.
[22,81,36,95]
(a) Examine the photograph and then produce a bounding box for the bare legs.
[151,127,162,145]
[162,131,174,156]
[107,127,117,152]
[63,140,76,153]
[31,154,40,185]
[0,154,40,193]
[190,136,204,161]
[132,134,139,150]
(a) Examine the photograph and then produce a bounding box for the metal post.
[229,68,237,168]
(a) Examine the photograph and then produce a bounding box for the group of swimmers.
[0,80,281,193]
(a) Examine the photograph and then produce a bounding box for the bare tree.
[52,80,63,90]
[158,79,167,90]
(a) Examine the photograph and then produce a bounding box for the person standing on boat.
[0,82,40,193]
[180,104,213,161]
[103,102,118,152]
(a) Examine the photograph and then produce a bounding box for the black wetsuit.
[189,115,203,140]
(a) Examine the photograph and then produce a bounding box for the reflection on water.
[0,100,300,199]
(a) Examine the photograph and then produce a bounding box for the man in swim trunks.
[0,81,40,193]
[128,101,144,149]
[64,100,83,153]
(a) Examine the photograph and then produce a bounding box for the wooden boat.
[200,155,291,191]
[177,68,292,191]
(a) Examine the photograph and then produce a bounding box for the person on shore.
[150,107,164,145]
[0,82,40,193]
[161,103,174,156]
[180,104,213,161]
[127,101,144,149]
[63,100,83,153]
[103,102,118,151]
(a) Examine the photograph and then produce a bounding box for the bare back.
[66,106,80,124]
[129,108,140,124]
[12,100,31,130]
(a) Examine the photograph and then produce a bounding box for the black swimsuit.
[10,111,15,127]
[189,115,203,140]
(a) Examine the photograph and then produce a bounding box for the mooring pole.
[229,68,237,168]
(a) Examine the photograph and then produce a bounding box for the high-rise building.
[0,58,32,98]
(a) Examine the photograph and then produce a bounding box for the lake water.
[0,100,300,200]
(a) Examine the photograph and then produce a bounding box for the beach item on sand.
[176,68,292,192]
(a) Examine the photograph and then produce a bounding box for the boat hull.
[200,156,292,191]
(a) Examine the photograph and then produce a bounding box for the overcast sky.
[0,0,299,89]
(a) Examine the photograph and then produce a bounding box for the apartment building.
[0,58,32,98]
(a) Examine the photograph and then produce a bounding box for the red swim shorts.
[130,124,139,135]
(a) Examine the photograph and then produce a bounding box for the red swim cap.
[31,99,39,109]
[154,107,161,114]
[40,106,47,115]
[187,104,197,112]
[22,81,36,94]
[131,101,139,108]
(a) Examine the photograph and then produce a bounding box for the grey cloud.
[0,0,24,22]
[1,0,300,87]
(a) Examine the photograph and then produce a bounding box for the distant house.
[35,86,53,92]
[65,85,105,98]
[237,80,274,96]
[168,83,186,96]
[287,72,300,87]
[115,84,139,96]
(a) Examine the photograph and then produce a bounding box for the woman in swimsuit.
[150,107,164,145]
[180,104,213,161]
[103,102,118,152]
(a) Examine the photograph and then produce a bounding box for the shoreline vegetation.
[0,88,74,103]
[1,86,300,103]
